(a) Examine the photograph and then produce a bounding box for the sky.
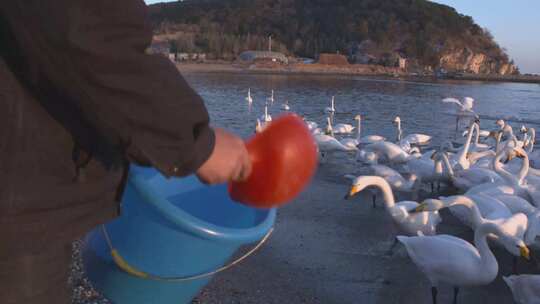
[145,0,540,74]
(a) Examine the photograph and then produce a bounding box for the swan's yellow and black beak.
[520,245,530,260]
[414,203,428,213]
[344,185,361,200]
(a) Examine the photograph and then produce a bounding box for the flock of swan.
[245,89,540,304]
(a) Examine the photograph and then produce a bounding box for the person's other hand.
[196,128,252,184]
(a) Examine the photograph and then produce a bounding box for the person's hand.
[196,128,252,184]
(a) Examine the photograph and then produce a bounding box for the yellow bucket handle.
[100,225,274,282]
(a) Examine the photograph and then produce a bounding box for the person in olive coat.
[0,1,251,303]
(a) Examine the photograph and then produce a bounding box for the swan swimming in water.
[360,141,421,165]
[281,100,290,111]
[393,116,431,146]
[267,89,275,104]
[245,88,253,104]
[260,105,272,123]
[340,115,386,149]
[324,96,336,113]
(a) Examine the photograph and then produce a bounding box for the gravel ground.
[70,160,539,304]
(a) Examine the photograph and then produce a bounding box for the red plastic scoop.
[229,114,318,208]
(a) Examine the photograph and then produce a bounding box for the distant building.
[238,51,289,64]
[318,53,349,65]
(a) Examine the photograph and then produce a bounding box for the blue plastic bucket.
[82,165,276,304]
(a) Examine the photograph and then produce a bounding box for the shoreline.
[176,62,540,84]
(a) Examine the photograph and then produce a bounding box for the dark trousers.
[0,242,71,304]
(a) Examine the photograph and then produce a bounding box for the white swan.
[398,221,529,304]
[281,100,290,111]
[362,141,420,165]
[328,117,354,134]
[417,194,514,229]
[504,275,540,304]
[405,156,443,189]
[522,127,540,168]
[304,120,318,132]
[346,176,441,236]
[340,115,386,149]
[267,89,275,104]
[501,124,526,149]
[523,127,536,153]
[439,152,503,192]
[260,105,272,123]
[246,88,253,104]
[314,133,356,153]
[416,194,540,258]
[498,147,540,206]
[465,147,531,201]
[448,120,479,171]
[356,149,379,165]
[393,116,431,145]
[255,119,263,133]
[370,165,421,196]
[324,96,336,113]
[469,123,491,152]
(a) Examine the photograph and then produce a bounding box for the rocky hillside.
[148,0,518,75]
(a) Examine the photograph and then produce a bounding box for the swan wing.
[359,135,386,144]
[398,234,483,285]
[396,201,420,211]
[494,213,528,239]
[442,97,464,108]
[370,165,401,178]
[491,194,536,215]
[403,134,432,144]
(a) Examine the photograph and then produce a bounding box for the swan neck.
[474,123,481,144]
[440,153,455,177]
[517,153,529,184]
[493,150,518,184]
[356,118,362,140]
[460,122,476,160]
[369,177,396,208]
[446,196,485,227]
[474,223,499,271]
[495,132,503,153]
[526,129,536,153]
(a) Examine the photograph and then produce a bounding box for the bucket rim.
[128,166,276,243]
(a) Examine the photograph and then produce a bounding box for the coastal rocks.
[439,47,517,75]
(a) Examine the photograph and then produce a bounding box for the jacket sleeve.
[0,0,215,177]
